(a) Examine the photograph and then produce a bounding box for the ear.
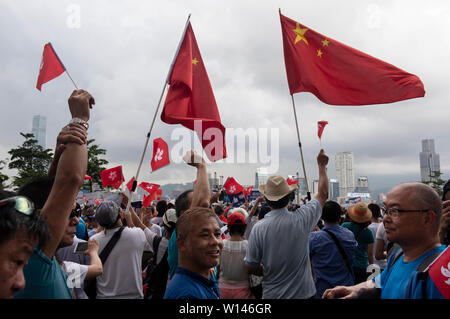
[423,210,437,229]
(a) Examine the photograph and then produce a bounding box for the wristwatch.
[69,117,89,130]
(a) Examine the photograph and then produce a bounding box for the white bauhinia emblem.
[441,262,450,285]
[109,171,117,180]
[229,185,236,193]
[40,58,44,71]
[154,148,163,162]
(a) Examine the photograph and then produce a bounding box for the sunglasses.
[0,196,35,216]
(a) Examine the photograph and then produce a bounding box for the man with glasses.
[0,191,50,298]
[14,89,94,299]
[323,182,446,299]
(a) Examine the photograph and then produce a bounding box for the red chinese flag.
[161,22,227,162]
[100,166,124,189]
[138,182,160,194]
[280,12,425,105]
[428,246,450,299]
[151,138,170,172]
[126,177,135,194]
[223,177,244,195]
[317,121,328,139]
[36,43,66,91]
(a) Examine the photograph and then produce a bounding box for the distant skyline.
[0,1,449,193]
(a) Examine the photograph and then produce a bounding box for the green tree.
[423,170,446,197]
[8,133,53,189]
[85,138,109,190]
[0,159,9,189]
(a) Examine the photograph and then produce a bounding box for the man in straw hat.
[244,149,329,299]
[323,182,446,299]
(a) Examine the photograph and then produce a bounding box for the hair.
[176,207,217,241]
[228,224,246,236]
[321,201,342,224]
[0,189,50,247]
[156,200,167,217]
[175,189,193,217]
[443,179,450,201]
[368,203,381,219]
[258,205,271,220]
[167,202,175,210]
[265,192,292,209]
[18,176,55,210]
[212,204,224,216]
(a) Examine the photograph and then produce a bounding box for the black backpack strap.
[99,227,125,264]
[323,229,353,276]
[416,251,442,272]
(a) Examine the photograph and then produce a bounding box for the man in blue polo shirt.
[164,207,222,299]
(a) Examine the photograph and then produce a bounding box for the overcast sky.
[1,0,449,194]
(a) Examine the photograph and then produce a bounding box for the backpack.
[143,236,169,299]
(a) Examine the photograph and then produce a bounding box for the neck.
[323,221,339,227]
[401,236,440,262]
[178,258,210,279]
[229,233,243,241]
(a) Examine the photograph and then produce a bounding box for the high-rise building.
[335,152,355,197]
[32,115,47,149]
[255,167,269,187]
[419,139,440,182]
[354,176,370,193]
[329,179,340,200]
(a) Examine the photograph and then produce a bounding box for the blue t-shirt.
[309,225,358,298]
[163,267,220,299]
[75,219,87,240]
[374,245,446,299]
[341,222,374,269]
[15,247,72,299]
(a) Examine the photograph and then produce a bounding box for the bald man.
[323,182,446,299]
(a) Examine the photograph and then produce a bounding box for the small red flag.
[84,174,92,180]
[280,12,425,105]
[82,195,88,203]
[138,182,160,194]
[287,177,299,185]
[317,121,328,139]
[36,43,66,91]
[100,166,124,189]
[142,194,152,208]
[161,22,227,162]
[126,177,135,194]
[151,138,170,172]
[428,246,450,299]
[223,177,244,195]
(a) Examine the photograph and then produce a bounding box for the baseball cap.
[95,201,120,227]
[227,212,246,226]
[163,208,177,228]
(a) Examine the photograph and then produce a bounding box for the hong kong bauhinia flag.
[317,121,328,139]
[151,138,170,172]
[223,177,244,195]
[100,166,125,189]
[428,246,450,299]
[138,182,160,194]
[280,12,425,105]
[36,43,66,91]
[126,177,135,194]
[161,22,227,162]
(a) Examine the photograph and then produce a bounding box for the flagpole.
[65,70,79,90]
[126,14,192,211]
[290,94,311,201]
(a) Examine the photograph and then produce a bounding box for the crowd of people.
[0,89,449,300]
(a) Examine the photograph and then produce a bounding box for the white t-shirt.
[91,227,156,299]
[62,261,89,299]
[219,239,250,289]
[374,223,388,269]
[369,222,387,269]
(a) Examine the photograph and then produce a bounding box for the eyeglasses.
[381,207,431,218]
[0,196,35,216]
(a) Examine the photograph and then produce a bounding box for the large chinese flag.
[161,22,226,162]
[100,166,124,189]
[36,43,66,91]
[280,12,425,105]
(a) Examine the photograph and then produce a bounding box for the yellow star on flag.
[317,49,323,58]
[192,58,199,65]
[322,39,329,47]
[293,23,309,45]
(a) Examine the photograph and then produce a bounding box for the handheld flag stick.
[290,94,311,201]
[126,14,192,211]
[65,70,79,90]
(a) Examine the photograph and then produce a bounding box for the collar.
[265,207,288,218]
[176,267,217,287]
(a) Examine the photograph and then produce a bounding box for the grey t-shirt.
[245,198,322,299]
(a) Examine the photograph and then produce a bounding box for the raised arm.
[314,149,329,207]
[184,150,210,208]
[41,89,94,259]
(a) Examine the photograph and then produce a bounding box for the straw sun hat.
[347,202,372,223]
[258,175,298,201]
